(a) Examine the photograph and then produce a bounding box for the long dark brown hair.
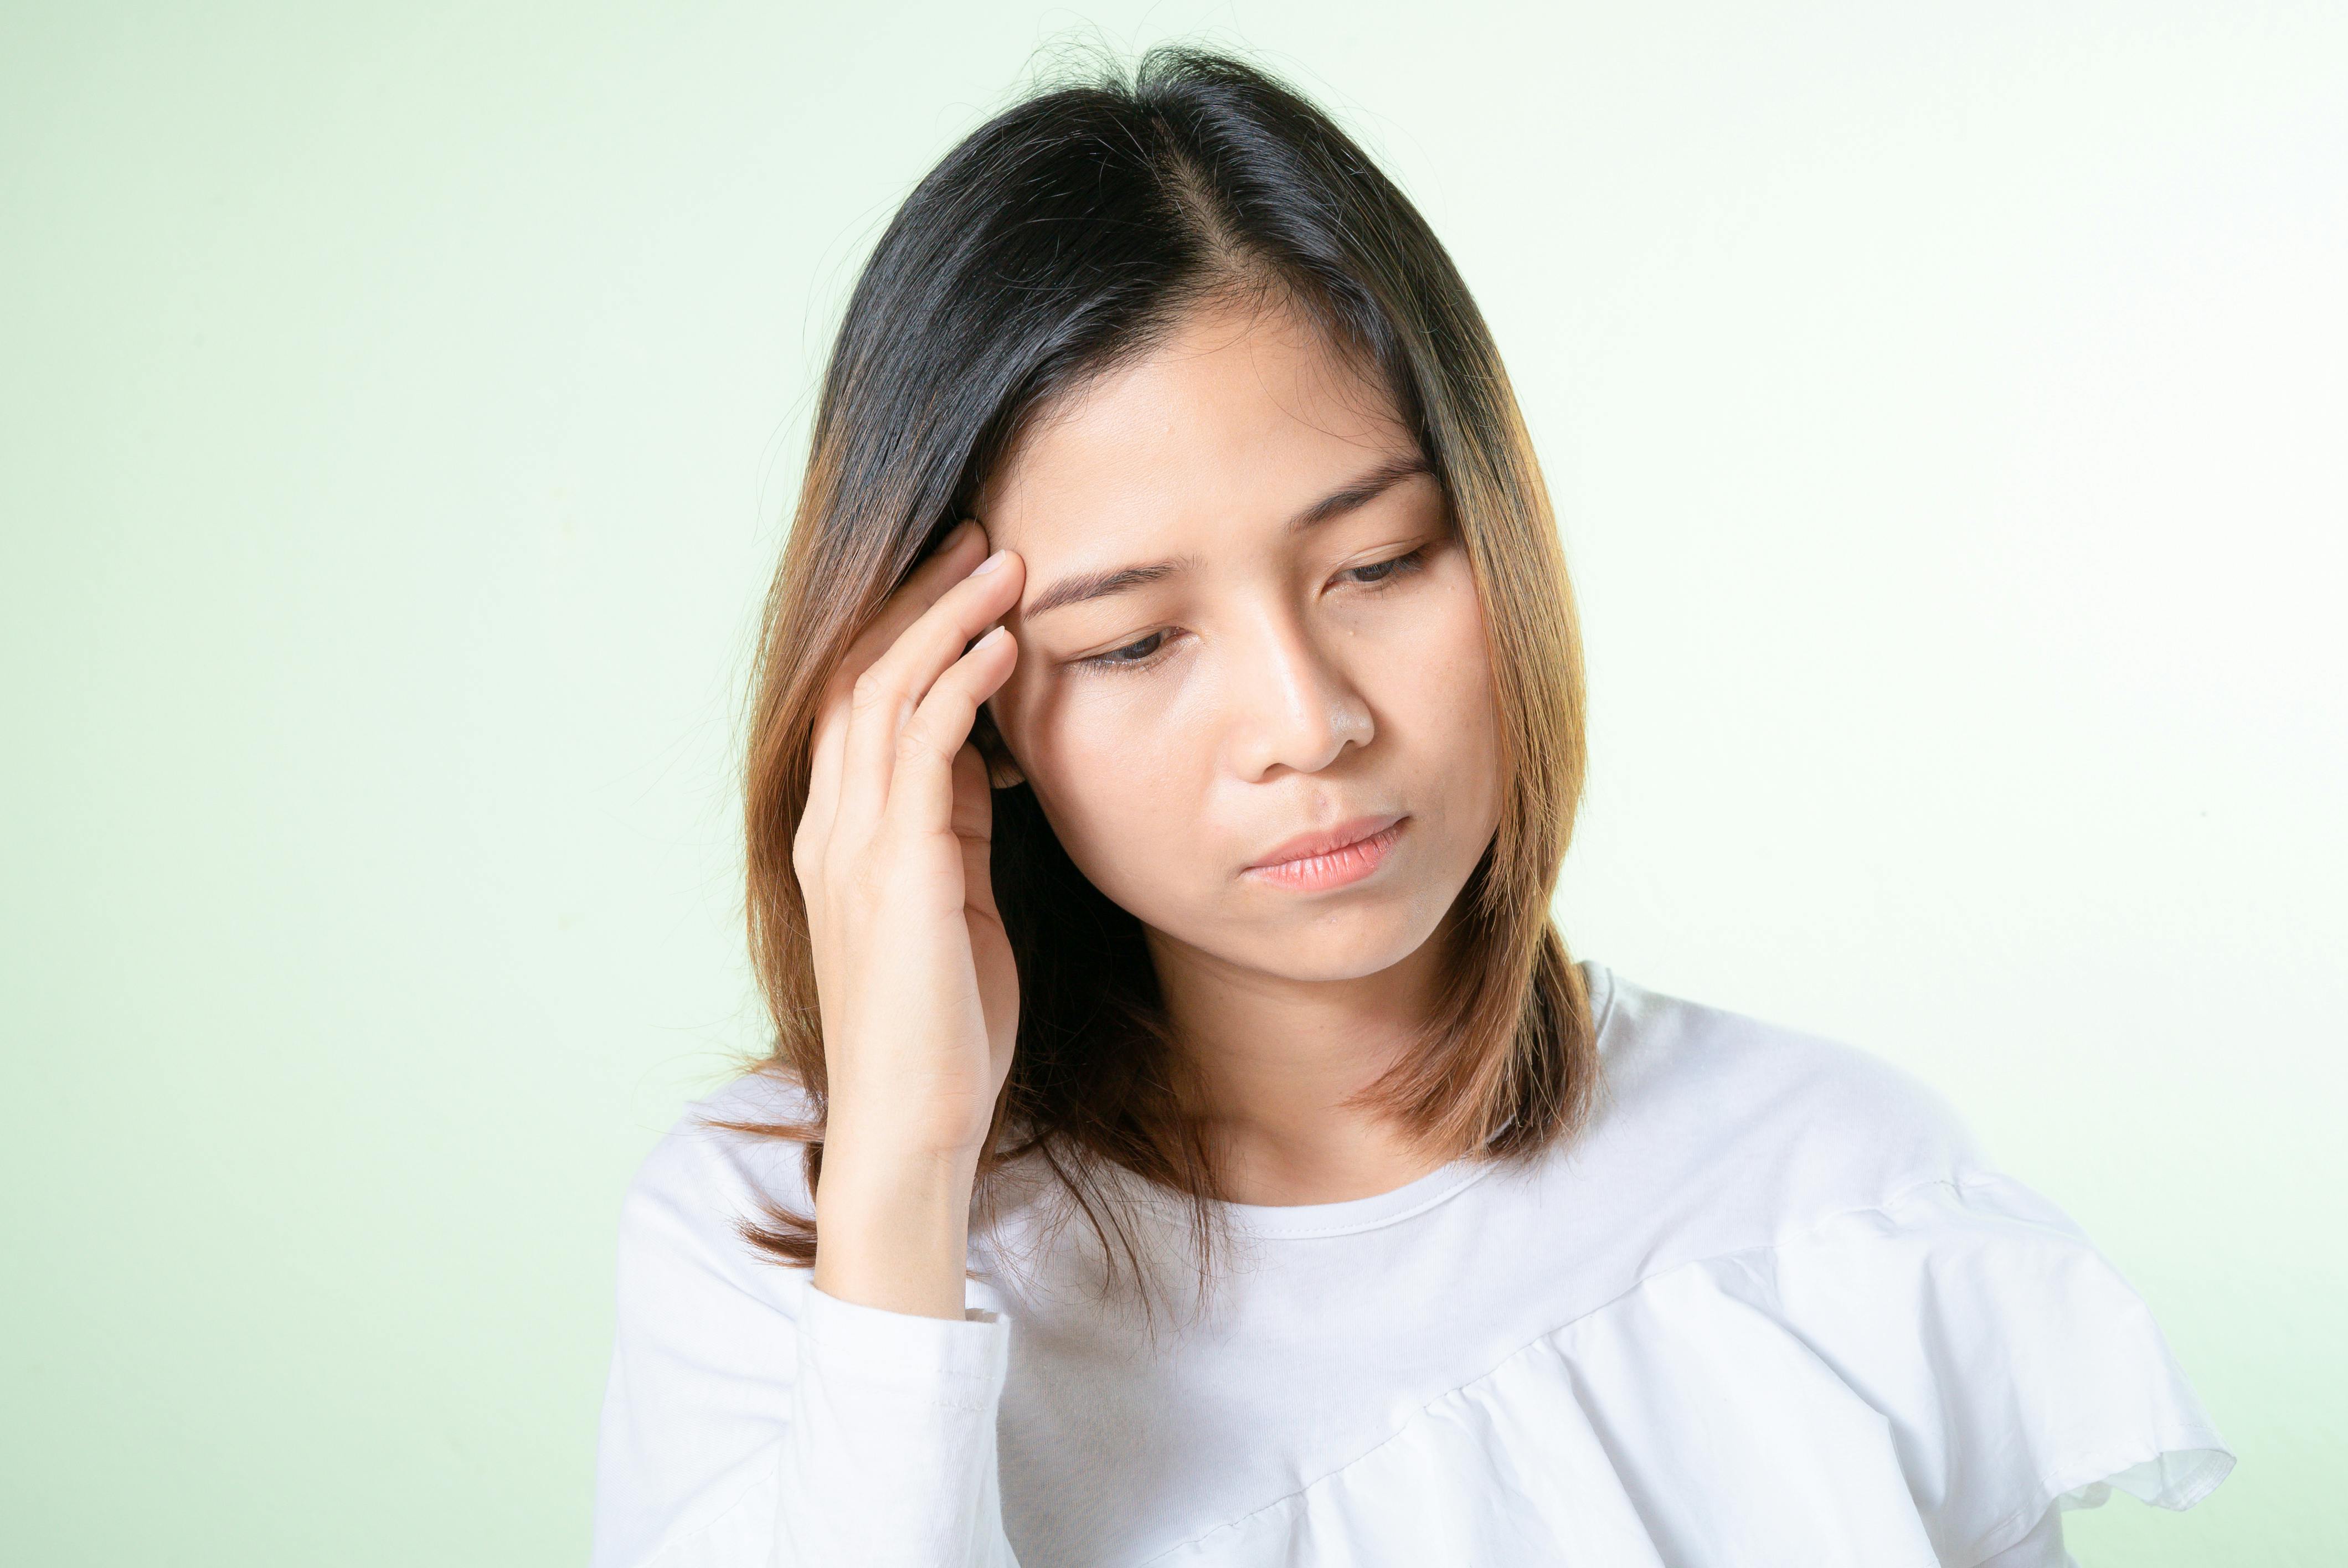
[711,43,1600,1326]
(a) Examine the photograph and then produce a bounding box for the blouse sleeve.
[1749,1170,2235,1567]
[1964,1503,2075,1568]
[589,1120,1023,1568]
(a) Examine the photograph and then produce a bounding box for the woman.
[590,46,2232,1568]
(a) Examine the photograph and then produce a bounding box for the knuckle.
[848,667,892,712]
[894,722,939,767]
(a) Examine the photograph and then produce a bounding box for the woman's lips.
[1241,815,1409,892]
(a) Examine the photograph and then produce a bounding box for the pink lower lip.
[1243,818,1408,892]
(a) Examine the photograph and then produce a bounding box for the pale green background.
[3,3,2341,1563]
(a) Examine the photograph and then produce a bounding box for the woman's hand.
[796,518,1026,1319]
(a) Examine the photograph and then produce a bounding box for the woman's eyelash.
[1075,547,1433,674]
[1084,630,1173,670]
[1341,544,1430,590]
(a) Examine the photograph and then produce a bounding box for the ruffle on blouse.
[1137,1171,2233,1568]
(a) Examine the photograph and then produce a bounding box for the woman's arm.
[595,520,1032,1565]
[813,1130,986,1320]
[773,1284,1020,1566]
[774,1144,1021,1557]
[590,1120,1021,1568]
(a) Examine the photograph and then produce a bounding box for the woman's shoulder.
[594,1069,833,1568]
[610,1064,822,1290]
[1577,961,1999,1241]
[1559,957,2038,1286]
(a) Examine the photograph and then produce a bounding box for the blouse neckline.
[1213,960,1621,1241]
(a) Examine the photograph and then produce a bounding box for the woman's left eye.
[1341,546,1430,590]
[1071,547,1433,676]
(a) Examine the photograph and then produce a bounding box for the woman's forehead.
[977,302,1414,555]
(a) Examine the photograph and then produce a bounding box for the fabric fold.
[1144,1172,2232,1567]
[1739,1172,2234,1564]
[774,1285,1021,1566]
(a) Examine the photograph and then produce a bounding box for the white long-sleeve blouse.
[590,961,2234,1566]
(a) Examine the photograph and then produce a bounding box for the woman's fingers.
[800,520,991,860]
[834,543,1024,847]
[885,622,1018,848]
[840,519,992,677]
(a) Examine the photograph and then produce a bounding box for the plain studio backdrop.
[3,3,2340,1563]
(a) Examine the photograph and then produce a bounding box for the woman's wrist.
[812,1137,982,1321]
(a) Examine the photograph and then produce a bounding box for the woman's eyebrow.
[1022,452,1434,620]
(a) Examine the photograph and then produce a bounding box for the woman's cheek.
[1394,574,1488,699]
[1024,695,1162,853]
[1407,582,1503,790]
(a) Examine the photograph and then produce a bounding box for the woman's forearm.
[812,1129,984,1321]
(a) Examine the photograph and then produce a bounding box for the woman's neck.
[1144,913,1462,1207]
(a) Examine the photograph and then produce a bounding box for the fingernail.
[970,548,1008,576]
[978,624,1009,648]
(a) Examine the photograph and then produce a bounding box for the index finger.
[833,518,995,695]
[803,516,993,851]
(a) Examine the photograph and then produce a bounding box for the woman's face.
[976,297,1504,984]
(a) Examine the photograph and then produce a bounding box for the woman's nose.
[1222,611,1375,780]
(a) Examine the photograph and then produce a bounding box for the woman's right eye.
[1080,630,1172,672]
